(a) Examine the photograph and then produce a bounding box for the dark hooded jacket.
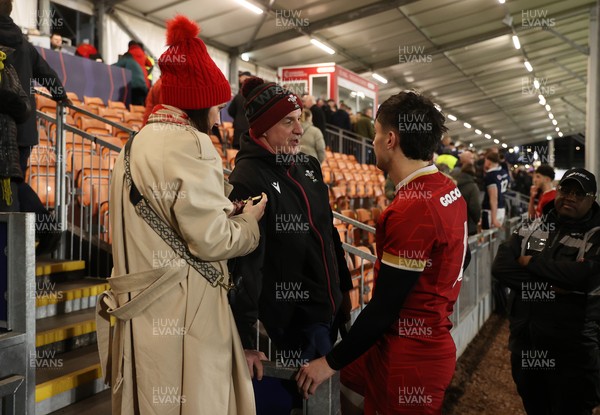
[492,200,600,354]
[0,15,67,147]
[228,134,352,349]
[0,46,31,180]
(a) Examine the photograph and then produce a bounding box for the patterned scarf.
[147,104,192,127]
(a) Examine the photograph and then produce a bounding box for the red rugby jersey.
[375,165,468,356]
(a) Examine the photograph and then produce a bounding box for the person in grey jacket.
[455,163,481,235]
[300,108,326,163]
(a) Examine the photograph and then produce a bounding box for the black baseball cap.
[559,168,597,195]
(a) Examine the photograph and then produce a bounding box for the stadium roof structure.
[112,0,596,148]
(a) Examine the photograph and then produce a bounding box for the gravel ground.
[443,314,527,415]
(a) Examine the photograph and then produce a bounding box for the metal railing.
[32,93,136,276]
[325,124,375,165]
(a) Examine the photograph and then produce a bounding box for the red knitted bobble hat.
[158,15,231,110]
[242,76,303,139]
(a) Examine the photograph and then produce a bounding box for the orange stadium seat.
[27,166,56,207]
[81,118,111,135]
[83,96,105,108]
[129,104,145,113]
[108,100,127,112]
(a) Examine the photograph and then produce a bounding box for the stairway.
[34,259,111,415]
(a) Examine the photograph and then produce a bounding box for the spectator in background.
[492,168,600,415]
[126,40,151,89]
[474,150,486,192]
[512,167,533,197]
[451,149,475,177]
[0,0,68,171]
[481,151,509,230]
[456,163,482,235]
[49,32,62,51]
[0,0,69,254]
[302,94,327,137]
[228,70,252,149]
[113,48,148,105]
[528,164,556,219]
[436,152,458,172]
[0,45,31,212]
[331,102,352,132]
[75,42,97,58]
[300,107,326,163]
[353,107,375,140]
[325,99,336,124]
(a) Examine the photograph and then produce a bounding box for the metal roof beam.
[235,0,420,53]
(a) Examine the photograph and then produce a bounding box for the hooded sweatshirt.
[228,133,352,349]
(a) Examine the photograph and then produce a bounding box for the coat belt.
[95,265,188,389]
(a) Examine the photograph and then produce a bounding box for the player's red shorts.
[341,335,456,414]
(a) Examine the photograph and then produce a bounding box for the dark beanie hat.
[159,15,231,110]
[242,77,303,139]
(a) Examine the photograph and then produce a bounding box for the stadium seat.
[83,96,105,108]
[77,167,111,216]
[98,108,124,122]
[108,100,127,112]
[129,104,145,113]
[36,95,57,115]
[27,166,56,207]
[81,118,111,135]
[28,146,56,167]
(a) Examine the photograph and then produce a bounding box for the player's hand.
[243,192,267,221]
[492,219,503,229]
[296,357,336,399]
[244,349,267,380]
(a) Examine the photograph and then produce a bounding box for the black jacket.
[228,134,352,349]
[227,93,249,149]
[0,47,31,180]
[492,201,600,353]
[309,105,327,137]
[0,16,66,147]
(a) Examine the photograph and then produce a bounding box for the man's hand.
[492,219,503,229]
[295,356,336,399]
[244,349,267,381]
[517,255,532,267]
[530,185,539,198]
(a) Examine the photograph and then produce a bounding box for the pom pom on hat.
[166,15,200,46]
[159,14,231,111]
[242,76,265,99]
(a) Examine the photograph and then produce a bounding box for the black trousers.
[511,347,600,415]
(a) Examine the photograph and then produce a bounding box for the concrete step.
[36,308,98,353]
[47,389,111,415]
[36,278,109,320]
[36,259,87,285]
[35,344,106,415]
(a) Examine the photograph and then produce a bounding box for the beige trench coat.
[97,118,260,415]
